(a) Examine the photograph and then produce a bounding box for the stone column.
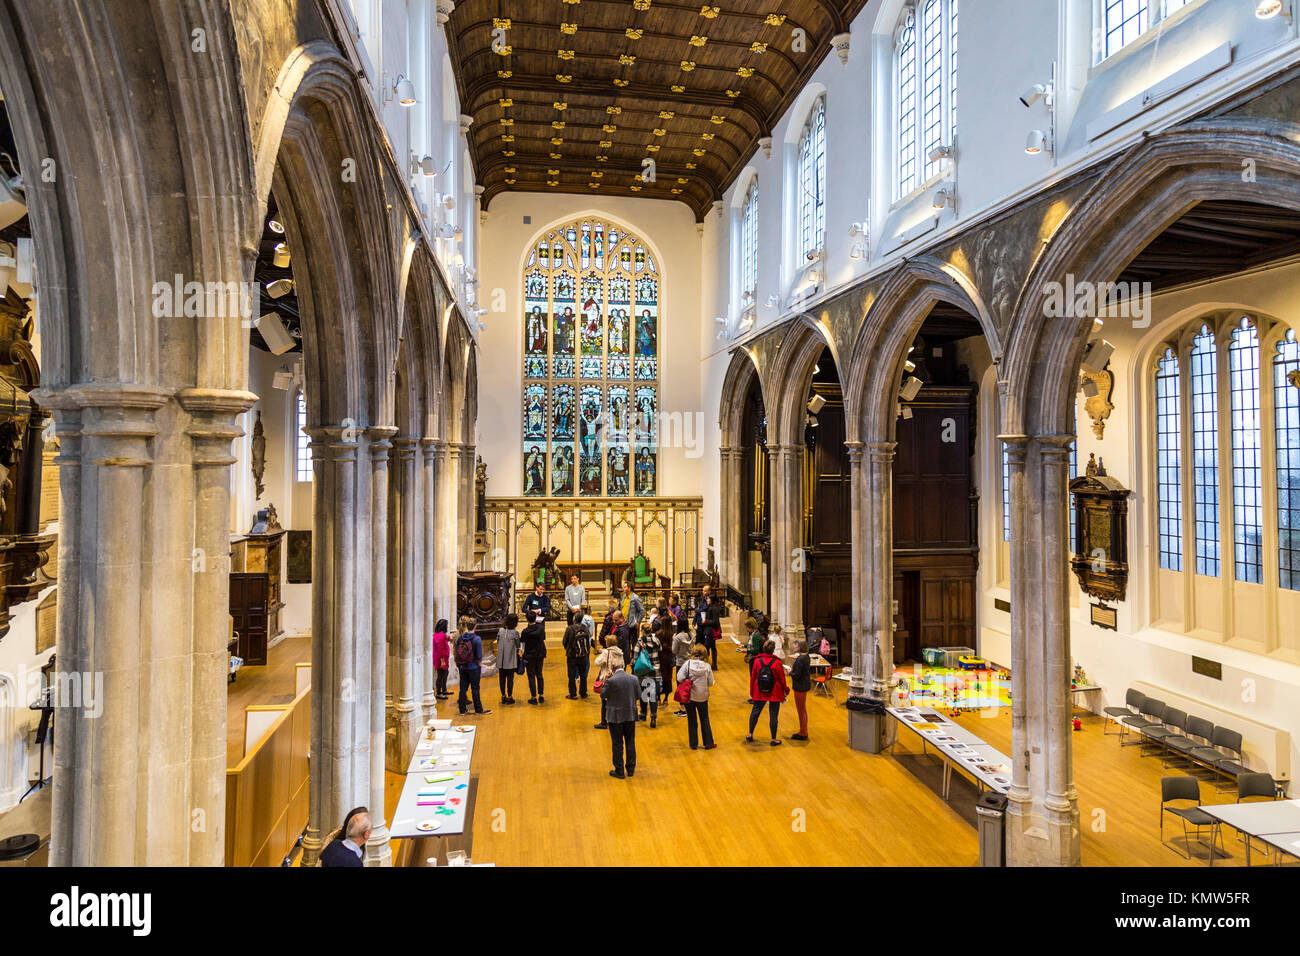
[766,444,804,632]
[446,443,465,575]
[387,436,422,771]
[365,426,396,866]
[421,438,440,722]
[302,424,374,867]
[38,384,251,866]
[1004,433,1081,866]
[435,441,458,627]
[864,441,897,700]
[457,442,476,567]
[719,446,744,588]
[845,441,868,695]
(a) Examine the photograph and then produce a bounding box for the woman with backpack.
[495,612,521,705]
[676,644,716,750]
[747,638,787,745]
[670,616,694,717]
[432,619,451,699]
[520,610,548,704]
[632,621,661,728]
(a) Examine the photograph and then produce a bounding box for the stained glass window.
[522,218,659,496]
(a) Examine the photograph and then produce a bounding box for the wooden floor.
[226,635,311,767]
[378,633,1271,866]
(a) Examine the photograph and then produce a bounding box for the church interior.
[1,0,1300,883]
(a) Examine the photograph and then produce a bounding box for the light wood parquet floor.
[233,631,1268,866]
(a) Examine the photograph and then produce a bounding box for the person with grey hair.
[320,806,371,867]
[601,649,639,778]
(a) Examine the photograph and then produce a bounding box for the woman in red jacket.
[747,639,788,746]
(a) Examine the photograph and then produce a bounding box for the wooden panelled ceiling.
[446,0,867,221]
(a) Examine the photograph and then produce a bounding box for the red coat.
[749,653,788,702]
[432,631,450,669]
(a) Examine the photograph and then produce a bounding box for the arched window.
[796,96,826,261]
[1149,314,1300,655]
[739,176,759,308]
[522,218,659,498]
[295,390,312,482]
[1099,0,1195,61]
[895,0,958,200]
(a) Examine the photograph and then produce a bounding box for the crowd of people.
[429,577,819,780]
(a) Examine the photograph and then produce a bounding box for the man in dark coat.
[601,655,640,778]
[320,807,370,867]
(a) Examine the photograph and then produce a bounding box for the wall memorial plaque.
[36,588,56,653]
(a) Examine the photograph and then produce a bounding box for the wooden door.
[230,572,269,666]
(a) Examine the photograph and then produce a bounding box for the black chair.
[1236,772,1280,861]
[1155,708,1191,767]
[1160,776,1224,861]
[1167,715,1214,767]
[1121,697,1165,748]
[1189,726,1247,793]
[1103,688,1145,738]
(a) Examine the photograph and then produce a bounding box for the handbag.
[674,675,693,704]
[633,648,655,677]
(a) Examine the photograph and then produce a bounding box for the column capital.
[368,426,398,464]
[866,440,896,464]
[305,425,361,461]
[392,435,421,461]
[1037,434,1077,463]
[420,437,441,459]
[175,387,259,417]
[32,382,172,413]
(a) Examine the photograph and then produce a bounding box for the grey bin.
[976,792,1008,866]
[847,707,887,754]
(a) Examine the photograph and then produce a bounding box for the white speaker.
[899,375,923,402]
[256,312,296,355]
[1080,338,1114,373]
[807,394,826,415]
[271,369,294,390]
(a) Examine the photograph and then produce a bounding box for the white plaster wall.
[475,192,704,500]
[0,587,56,811]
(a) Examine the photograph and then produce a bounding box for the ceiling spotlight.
[1025,129,1052,155]
[1256,0,1284,18]
[272,242,290,268]
[813,364,821,374]
[932,188,950,210]
[927,143,954,162]
[265,277,294,299]
[1019,83,1053,108]
[393,75,416,106]
[267,219,284,235]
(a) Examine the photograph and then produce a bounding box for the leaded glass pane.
[1156,348,1182,571]
[1276,331,1300,591]
[1191,326,1220,577]
[1229,320,1262,583]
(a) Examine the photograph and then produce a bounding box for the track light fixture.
[849,242,865,259]
[272,242,290,268]
[1025,129,1052,155]
[391,74,416,106]
[1256,0,1286,19]
[267,219,284,235]
[265,277,294,299]
[1019,83,1054,108]
[932,188,951,210]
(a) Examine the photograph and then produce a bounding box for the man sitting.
[320,807,371,867]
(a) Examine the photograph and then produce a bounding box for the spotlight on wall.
[442,195,456,210]
[1080,338,1115,373]
[272,368,294,390]
[807,394,827,415]
[272,242,291,268]
[849,221,866,237]
[437,222,456,239]
[267,218,285,235]
[927,143,954,162]
[1256,0,1284,18]
[900,375,923,402]
[765,294,780,308]
[453,226,464,241]
[806,413,819,429]
[849,242,865,259]
[1019,83,1054,108]
[411,153,437,178]
[904,359,917,373]
[932,188,951,210]
[255,312,296,355]
[265,277,294,299]
[392,75,417,106]
[1025,129,1052,155]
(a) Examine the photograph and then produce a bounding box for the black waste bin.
[976,792,1007,867]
